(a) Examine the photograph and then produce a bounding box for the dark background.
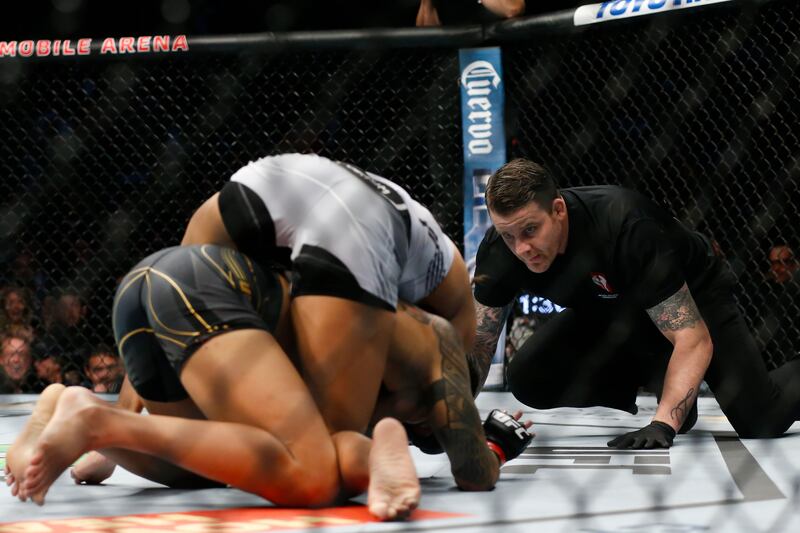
[0,0,583,39]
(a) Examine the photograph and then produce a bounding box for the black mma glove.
[404,422,445,455]
[607,421,676,449]
[483,409,533,465]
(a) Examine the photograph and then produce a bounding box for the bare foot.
[367,417,420,521]
[22,386,106,505]
[6,384,66,501]
[71,452,117,485]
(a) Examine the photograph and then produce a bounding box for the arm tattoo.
[670,387,695,424]
[646,284,702,333]
[428,315,499,489]
[398,301,432,325]
[468,300,511,394]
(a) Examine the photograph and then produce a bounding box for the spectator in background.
[63,367,88,388]
[0,368,13,393]
[49,288,94,357]
[56,289,87,329]
[0,334,42,393]
[32,340,64,387]
[0,250,48,303]
[768,244,799,285]
[416,0,525,26]
[1,286,37,334]
[39,294,58,335]
[4,323,36,347]
[84,345,124,393]
[755,243,800,365]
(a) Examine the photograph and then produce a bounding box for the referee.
[469,158,800,448]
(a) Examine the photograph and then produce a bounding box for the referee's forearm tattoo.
[469,301,511,392]
[670,387,695,424]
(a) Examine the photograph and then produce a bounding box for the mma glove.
[405,422,445,455]
[607,420,676,449]
[483,409,533,465]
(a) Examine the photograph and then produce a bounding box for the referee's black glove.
[607,421,676,449]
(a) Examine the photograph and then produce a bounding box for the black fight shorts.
[112,244,283,402]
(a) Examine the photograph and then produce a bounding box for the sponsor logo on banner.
[0,35,189,58]
[459,48,506,273]
[574,0,733,26]
[0,507,465,531]
[459,48,507,389]
[460,60,502,157]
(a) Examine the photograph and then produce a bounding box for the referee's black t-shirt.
[473,186,718,312]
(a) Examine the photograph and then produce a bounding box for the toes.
[369,500,389,521]
[24,468,41,487]
[375,495,418,522]
[23,474,42,498]
[391,504,408,520]
[404,494,420,511]
[383,505,398,521]
[28,450,44,467]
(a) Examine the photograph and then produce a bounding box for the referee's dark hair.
[486,159,560,215]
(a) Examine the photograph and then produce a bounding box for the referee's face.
[490,198,568,273]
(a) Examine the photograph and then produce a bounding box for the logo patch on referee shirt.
[591,272,618,299]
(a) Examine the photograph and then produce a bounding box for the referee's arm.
[646,283,713,433]
[467,299,511,395]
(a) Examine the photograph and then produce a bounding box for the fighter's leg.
[291,296,394,433]
[80,394,224,489]
[182,327,418,518]
[5,384,65,499]
[22,329,342,507]
[290,296,420,516]
[20,387,223,504]
[382,303,499,491]
[367,418,420,520]
[70,376,143,485]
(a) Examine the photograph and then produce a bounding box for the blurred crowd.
[0,248,123,394]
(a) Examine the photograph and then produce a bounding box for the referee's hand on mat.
[607,421,676,449]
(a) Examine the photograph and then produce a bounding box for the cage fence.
[1,0,799,529]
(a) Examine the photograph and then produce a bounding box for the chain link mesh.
[506,0,800,370]
[0,49,463,391]
[0,0,797,416]
[0,1,799,529]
